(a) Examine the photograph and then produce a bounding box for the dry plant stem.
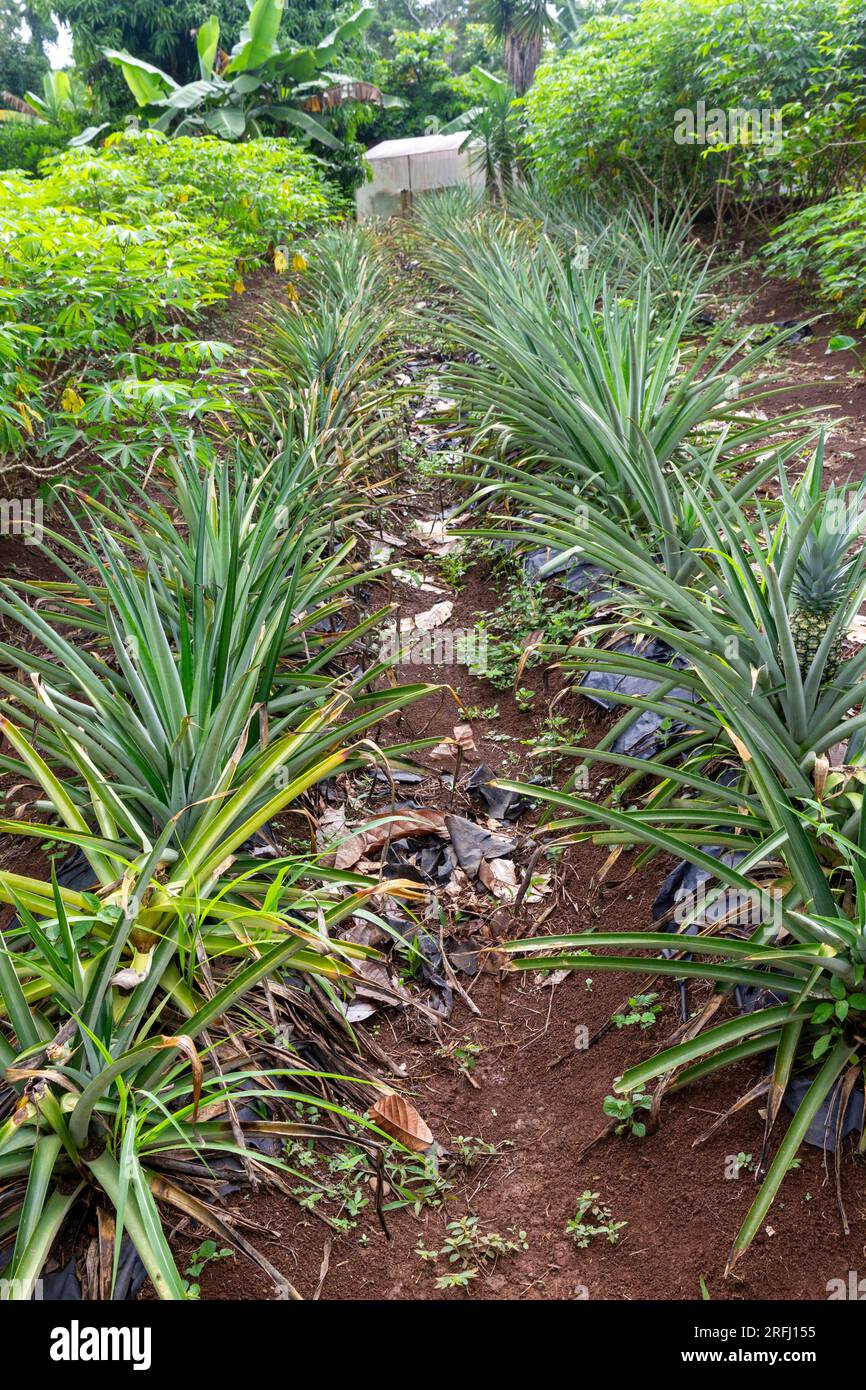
[438,917,482,1018]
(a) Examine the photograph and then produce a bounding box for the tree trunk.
[503,29,543,96]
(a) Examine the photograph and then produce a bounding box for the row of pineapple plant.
[414,187,866,1269]
[0,227,430,1299]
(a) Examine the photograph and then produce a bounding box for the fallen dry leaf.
[317,805,348,855]
[514,629,543,686]
[334,810,447,869]
[847,612,866,645]
[367,1093,434,1151]
[524,872,552,903]
[538,967,572,988]
[429,722,479,764]
[390,568,446,593]
[412,516,462,557]
[478,856,520,901]
[410,599,454,633]
[429,740,457,762]
[453,722,478,757]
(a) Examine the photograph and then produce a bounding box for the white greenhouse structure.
[355,132,484,219]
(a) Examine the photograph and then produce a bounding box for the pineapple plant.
[788,507,855,682]
[782,443,866,685]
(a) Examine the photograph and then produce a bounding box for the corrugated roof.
[365,132,471,160]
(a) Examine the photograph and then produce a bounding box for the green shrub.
[523,0,866,213]
[358,28,478,144]
[0,130,343,463]
[766,190,866,319]
[35,130,344,263]
[0,120,68,173]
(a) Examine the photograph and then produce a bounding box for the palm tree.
[482,0,555,95]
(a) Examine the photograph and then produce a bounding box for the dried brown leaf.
[366,1093,434,1151]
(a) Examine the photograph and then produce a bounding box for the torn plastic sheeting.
[520,548,619,606]
[652,847,749,937]
[445,939,479,975]
[496,538,619,607]
[580,637,701,758]
[206,1103,286,1196]
[783,1072,864,1152]
[383,911,453,1019]
[756,319,813,346]
[654,843,770,1006]
[467,762,536,821]
[653,845,750,1022]
[372,768,426,785]
[443,813,516,876]
[378,833,456,886]
[654,850,859,1151]
[0,1241,146,1303]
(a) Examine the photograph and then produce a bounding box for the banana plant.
[105,3,388,146]
[502,739,866,1272]
[0,70,96,132]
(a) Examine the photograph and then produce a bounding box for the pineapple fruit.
[787,487,855,684]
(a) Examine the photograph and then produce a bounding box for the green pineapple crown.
[781,436,866,616]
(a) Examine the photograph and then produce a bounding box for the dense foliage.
[0,1,54,96]
[0,117,66,171]
[41,0,261,95]
[0,131,342,465]
[523,0,866,216]
[767,190,866,320]
[357,27,478,143]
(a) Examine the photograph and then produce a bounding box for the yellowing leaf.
[273,249,288,272]
[233,278,245,295]
[15,403,34,435]
[285,283,299,302]
[291,252,307,272]
[727,728,752,763]
[61,385,84,416]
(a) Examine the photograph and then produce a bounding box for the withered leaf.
[334,810,447,869]
[478,856,519,901]
[366,1093,434,1151]
[453,722,478,757]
